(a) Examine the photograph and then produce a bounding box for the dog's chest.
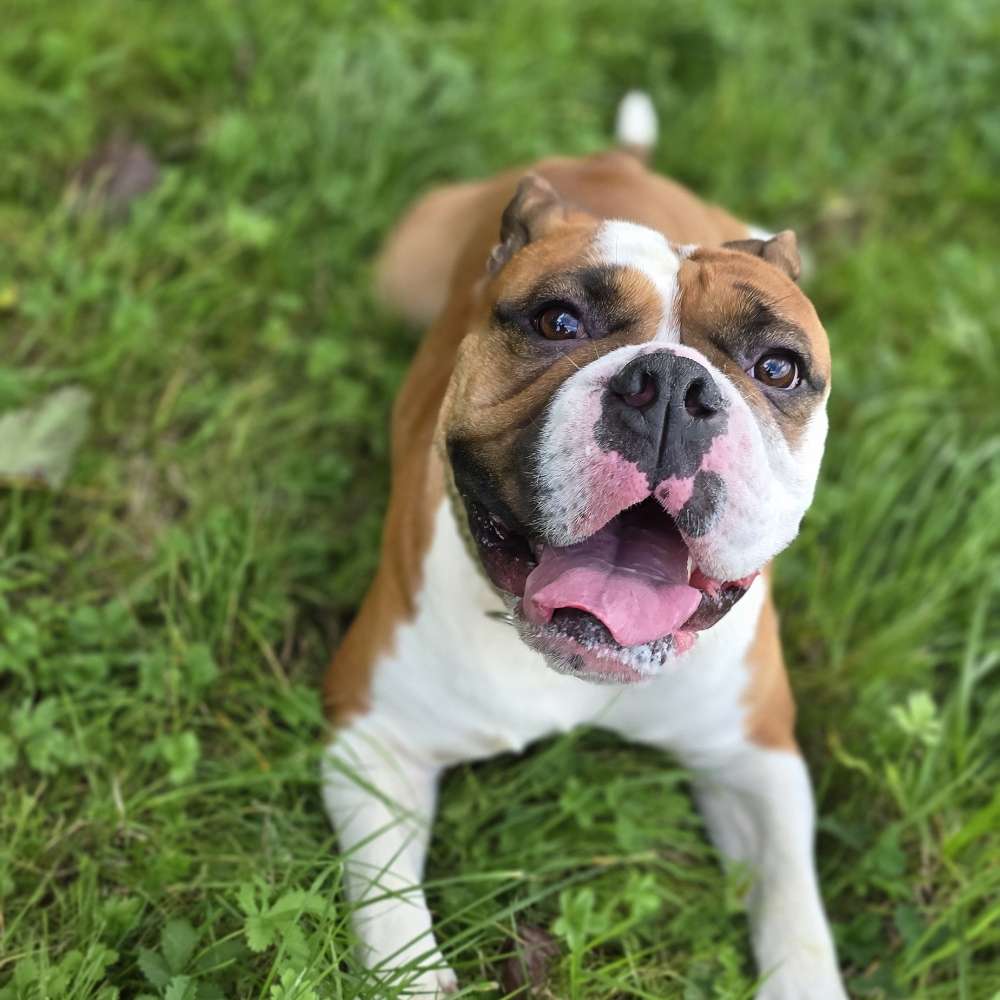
[365,501,764,766]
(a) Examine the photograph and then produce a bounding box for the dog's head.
[441,175,830,683]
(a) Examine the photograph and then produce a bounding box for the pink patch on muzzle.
[701,429,743,476]
[654,430,743,519]
[654,475,695,515]
[570,450,651,538]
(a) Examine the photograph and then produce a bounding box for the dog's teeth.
[485,610,517,626]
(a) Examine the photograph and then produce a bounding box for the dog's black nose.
[602,351,727,482]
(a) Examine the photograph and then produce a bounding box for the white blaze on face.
[592,221,683,343]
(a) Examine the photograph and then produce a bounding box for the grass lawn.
[1,1,999,997]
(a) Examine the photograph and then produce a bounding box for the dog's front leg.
[321,723,457,997]
[690,744,848,1000]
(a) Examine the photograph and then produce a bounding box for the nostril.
[619,372,657,409]
[684,378,719,419]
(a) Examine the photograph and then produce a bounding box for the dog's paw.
[431,965,458,996]
[756,969,848,1000]
[399,961,458,998]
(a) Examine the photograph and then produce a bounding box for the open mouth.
[464,494,756,679]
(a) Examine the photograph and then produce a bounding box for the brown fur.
[376,151,750,328]
[324,149,819,753]
[678,249,830,447]
[743,579,799,752]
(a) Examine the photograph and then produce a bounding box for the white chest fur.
[357,500,765,768]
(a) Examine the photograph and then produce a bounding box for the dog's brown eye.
[751,352,799,389]
[535,307,585,341]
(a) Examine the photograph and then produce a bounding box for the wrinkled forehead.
[495,220,830,376]
[489,219,828,378]
[678,246,831,380]
[488,220,680,340]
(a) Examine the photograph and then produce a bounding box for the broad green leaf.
[237,882,261,917]
[137,948,171,989]
[161,919,198,974]
[0,386,91,488]
[244,914,275,953]
[164,976,199,1000]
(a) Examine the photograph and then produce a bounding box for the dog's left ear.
[722,230,801,282]
[487,174,566,275]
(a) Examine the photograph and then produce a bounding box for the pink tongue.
[522,513,701,646]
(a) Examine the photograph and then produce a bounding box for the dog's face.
[441,176,830,683]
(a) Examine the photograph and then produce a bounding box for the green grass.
[1,0,999,997]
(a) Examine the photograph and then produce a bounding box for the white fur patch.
[694,746,847,999]
[592,221,682,343]
[615,90,658,150]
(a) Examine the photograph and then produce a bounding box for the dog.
[321,92,847,999]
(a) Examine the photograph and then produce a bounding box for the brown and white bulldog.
[322,93,847,999]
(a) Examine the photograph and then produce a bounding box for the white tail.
[615,90,658,155]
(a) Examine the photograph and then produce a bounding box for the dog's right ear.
[722,230,802,282]
[487,174,566,275]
